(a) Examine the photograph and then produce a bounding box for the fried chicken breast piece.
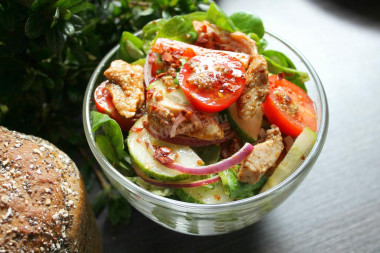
[193,20,258,57]
[146,77,224,140]
[237,55,269,120]
[104,60,145,118]
[238,125,284,184]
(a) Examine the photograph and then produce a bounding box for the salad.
[91,3,317,204]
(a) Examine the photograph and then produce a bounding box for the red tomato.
[147,52,165,77]
[178,52,246,113]
[262,75,317,137]
[94,81,135,131]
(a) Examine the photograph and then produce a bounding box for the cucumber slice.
[147,79,190,105]
[127,115,204,181]
[260,127,317,192]
[175,182,232,204]
[226,103,263,143]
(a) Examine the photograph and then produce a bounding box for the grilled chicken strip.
[193,20,258,57]
[104,60,145,118]
[238,125,284,184]
[237,55,269,120]
[146,77,224,140]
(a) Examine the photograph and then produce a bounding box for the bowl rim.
[83,30,329,211]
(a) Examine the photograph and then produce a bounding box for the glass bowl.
[83,31,328,236]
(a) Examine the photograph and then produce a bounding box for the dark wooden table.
[95,0,380,252]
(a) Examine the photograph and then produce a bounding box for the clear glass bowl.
[83,31,328,235]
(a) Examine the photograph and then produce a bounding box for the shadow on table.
[100,210,283,253]
[309,0,380,24]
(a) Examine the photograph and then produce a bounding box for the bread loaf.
[0,127,102,252]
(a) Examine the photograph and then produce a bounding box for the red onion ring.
[144,51,154,86]
[170,113,186,138]
[155,143,254,175]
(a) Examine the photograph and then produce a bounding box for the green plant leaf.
[262,50,296,69]
[192,145,221,165]
[25,13,45,38]
[230,12,265,38]
[63,9,72,20]
[185,11,207,22]
[118,31,145,63]
[219,167,268,199]
[55,0,72,8]
[63,22,75,35]
[44,29,65,54]
[70,14,84,30]
[51,7,60,28]
[155,15,197,43]
[95,134,120,162]
[142,18,168,53]
[42,76,55,89]
[92,187,110,216]
[263,55,308,91]
[91,111,125,159]
[69,1,94,14]
[206,2,236,32]
[108,195,131,225]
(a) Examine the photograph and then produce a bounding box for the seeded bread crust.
[0,127,102,253]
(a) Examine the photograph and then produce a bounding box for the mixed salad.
[91,3,317,204]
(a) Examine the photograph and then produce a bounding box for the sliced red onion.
[220,121,231,130]
[144,51,154,86]
[133,165,220,188]
[147,125,234,147]
[156,143,254,175]
[170,113,186,138]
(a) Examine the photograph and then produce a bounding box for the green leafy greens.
[262,50,309,91]
[206,2,236,32]
[219,167,268,199]
[91,111,133,175]
[118,31,145,63]
[192,145,221,165]
[230,12,265,38]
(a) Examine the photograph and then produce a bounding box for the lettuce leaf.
[155,15,198,44]
[206,2,236,32]
[142,19,168,54]
[118,31,145,63]
[263,50,309,91]
[219,167,268,199]
[191,145,221,165]
[230,12,265,38]
[91,111,134,175]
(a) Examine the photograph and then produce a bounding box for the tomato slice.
[178,52,246,113]
[262,75,317,137]
[147,52,165,77]
[94,81,135,131]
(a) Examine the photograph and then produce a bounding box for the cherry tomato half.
[262,75,317,137]
[147,52,165,77]
[178,52,246,113]
[94,81,135,131]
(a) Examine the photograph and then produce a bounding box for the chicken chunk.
[193,20,257,57]
[238,125,284,184]
[146,77,224,140]
[104,60,144,118]
[237,55,269,120]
